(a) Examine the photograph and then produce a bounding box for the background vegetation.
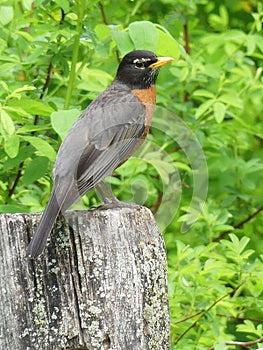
[0,0,262,349]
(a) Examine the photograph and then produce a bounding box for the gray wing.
[76,120,145,196]
[52,89,146,211]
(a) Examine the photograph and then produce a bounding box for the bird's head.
[115,50,173,89]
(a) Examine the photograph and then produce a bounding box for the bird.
[27,50,173,257]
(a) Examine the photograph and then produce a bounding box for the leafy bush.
[0,0,262,348]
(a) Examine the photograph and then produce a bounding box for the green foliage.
[0,0,263,348]
[168,234,263,349]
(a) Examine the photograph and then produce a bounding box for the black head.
[115,50,173,89]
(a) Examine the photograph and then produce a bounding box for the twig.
[8,162,23,197]
[34,60,53,125]
[183,22,190,55]
[64,0,86,109]
[167,145,181,154]
[174,282,244,345]
[213,204,263,242]
[152,189,163,215]
[40,60,53,99]
[182,21,189,113]
[208,336,263,350]
[226,337,263,347]
[216,314,263,324]
[232,204,263,229]
[98,1,108,25]
[172,310,203,325]
[60,8,66,24]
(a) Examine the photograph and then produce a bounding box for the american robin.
[27,50,173,257]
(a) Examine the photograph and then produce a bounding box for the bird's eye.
[134,60,145,69]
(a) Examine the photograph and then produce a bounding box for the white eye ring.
[134,60,145,69]
[133,57,151,69]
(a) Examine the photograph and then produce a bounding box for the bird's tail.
[27,191,61,258]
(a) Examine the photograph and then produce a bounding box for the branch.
[183,21,190,55]
[151,175,163,215]
[208,336,263,350]
[182,21,189,113]
[216,314,263,324]
[173,282,244,345]
[98,3,121,66]
[98,1,108,25]
[171,310,203,326]
[60,8,66,24]
[213,204,263,242]
[151,190,163,215]
[226,337,263,347]
[34,59,53,125]
[232,204,263,229]
[64,0,86,109]
[8,162,23,197]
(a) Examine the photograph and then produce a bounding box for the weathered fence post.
[0,206,170,350]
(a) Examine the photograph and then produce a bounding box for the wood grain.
[0,206,170,350]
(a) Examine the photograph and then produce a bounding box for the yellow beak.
[149,56,174,68]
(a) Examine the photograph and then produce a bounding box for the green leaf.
[8,98,54,117]
[17,30,33,42]
[9,85,36,97]
[0,6,14,25]
[94,24,111,41]
[128,21,158,52]
[23,156,49,186]
[236,320,262,337]
[222,29,245,41]
[157,27,180,60]
[235,235,250,254]
[214,340,228,350]
[214,102,226,123]
[208,6,228,32]
[54,0,69,12]
[174,162,191,172]
[4,106,30,117]
[0,63,16,74]
[22,0,35,10]
[193,89,216,99]
[3,145,35,171]
[0,109,15,136]
[50,109,80,139]
[4,134,20,158]
[219,5,229,27]
[246,34,256,55]
[146,159,175,185]
[195,99,215,119]
[22,136,56,161]
[0,204,29,214]
[111,30,134,56]
[219,93,243,108]
[78,68,113,92]
[16,125,50,134]
[255,33,263,52]
[214,224,234,232]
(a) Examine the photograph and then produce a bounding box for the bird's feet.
[96,198,141,210]
[93,181,141,210]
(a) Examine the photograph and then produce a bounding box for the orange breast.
[131,86,156,131]
[116,86,157,167]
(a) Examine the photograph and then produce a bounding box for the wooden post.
[0,206,170,350]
